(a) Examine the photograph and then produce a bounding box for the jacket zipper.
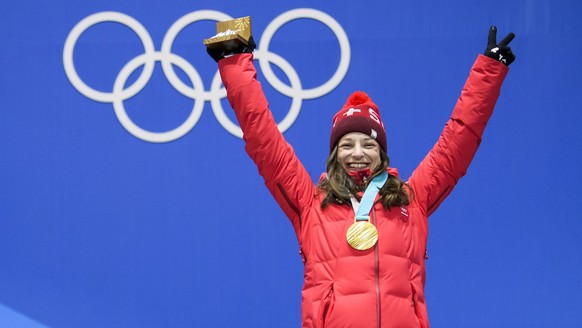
[373,208,381,328]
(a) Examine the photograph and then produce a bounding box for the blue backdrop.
[2,1,581,327]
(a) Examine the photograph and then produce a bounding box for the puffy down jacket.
[218,53,508,328]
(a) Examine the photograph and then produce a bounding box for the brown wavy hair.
[317,146,412,209]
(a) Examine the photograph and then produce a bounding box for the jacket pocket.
[317,285,335,328]
[410,282,424,328]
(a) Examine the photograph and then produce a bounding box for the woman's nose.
[352,144,364,157]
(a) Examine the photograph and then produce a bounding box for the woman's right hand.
[206,36,256,62]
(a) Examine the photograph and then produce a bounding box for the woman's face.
[337,132,381,173]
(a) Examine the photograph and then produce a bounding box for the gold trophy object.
[203,16,252,52]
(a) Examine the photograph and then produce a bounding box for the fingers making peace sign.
[485,26,516,66]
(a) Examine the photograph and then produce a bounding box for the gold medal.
[346,219,378,250]
[346,171,387,251]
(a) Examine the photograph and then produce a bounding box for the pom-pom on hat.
[329,91,387,152]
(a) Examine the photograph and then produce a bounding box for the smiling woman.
[318,91,412,211]
[338,132,382,173]
[207,24,515,328]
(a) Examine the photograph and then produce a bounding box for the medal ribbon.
[352,170,388,220]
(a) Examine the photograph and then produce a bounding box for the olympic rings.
[63,9,351,142]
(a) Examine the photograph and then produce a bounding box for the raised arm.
[410,26,515,216]
[214,51,315,237]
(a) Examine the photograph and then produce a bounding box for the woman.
[207,26,515,328]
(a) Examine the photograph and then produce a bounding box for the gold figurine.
[203,16,252,52]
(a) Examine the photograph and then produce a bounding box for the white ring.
[63,12,156,103]
[160,10,233,100]
[63,9,351,142]
[112,52,205,143]
[210,50,303,138]
[258,8,351,100]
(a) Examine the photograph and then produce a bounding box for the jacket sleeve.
[409,54,509,216]
[218,53,314,236]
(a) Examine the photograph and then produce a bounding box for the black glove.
[484,26,516,66]
[206,36,256,62]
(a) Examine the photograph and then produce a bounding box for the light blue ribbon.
[355,170,388,221]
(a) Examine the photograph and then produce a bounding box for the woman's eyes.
[340,143,376,149]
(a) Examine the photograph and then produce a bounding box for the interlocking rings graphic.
[63,9,351,143]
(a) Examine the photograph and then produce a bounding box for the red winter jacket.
[219,53,508,328]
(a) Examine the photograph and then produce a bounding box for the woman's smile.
[337,132,381,173]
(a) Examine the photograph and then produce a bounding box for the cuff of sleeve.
[218,53,256,90]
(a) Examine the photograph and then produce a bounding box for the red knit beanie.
[329,91,387,152]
